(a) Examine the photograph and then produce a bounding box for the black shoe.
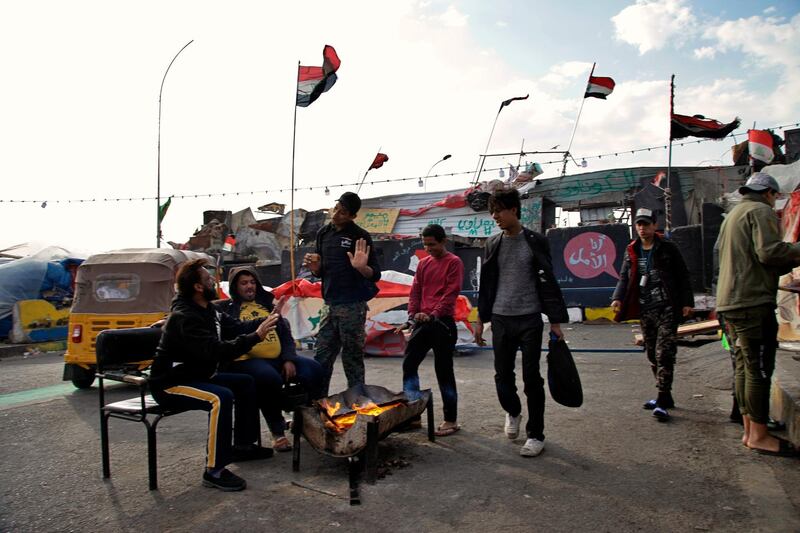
[767,418,786,432]
[643,399,657,410]
[231,444,274,462]
[202,468,246,491]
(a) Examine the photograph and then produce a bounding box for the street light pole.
[423,154,452,192]
[156,39,193,248]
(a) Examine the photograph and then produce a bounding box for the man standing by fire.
[399,224,464,437]
[303,192,382,396]
[474,187,568,457]
[717,172,800,456]
[611,208,693,422]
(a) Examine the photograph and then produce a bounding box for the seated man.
[150,259,276,492]
[216,266,324,452]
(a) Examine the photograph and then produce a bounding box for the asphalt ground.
[1,322,799,532]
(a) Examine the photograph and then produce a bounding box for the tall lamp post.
[422,154,452,192]
[156,39,193,248]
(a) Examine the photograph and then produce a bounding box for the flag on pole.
[296,45,341,107]
[748,129,775,164]
[584,75,615,99]
[158,197,172,224]
[670,113,741,140]
[223,234,236,252]
[369,153,389,169]
[499,94,529,111]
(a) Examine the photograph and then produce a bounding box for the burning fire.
[320,399,404,432]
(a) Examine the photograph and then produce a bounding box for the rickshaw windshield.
[94,274,141,302]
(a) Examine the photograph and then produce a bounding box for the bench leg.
[291,410,302,472]
[427,395,435,442]
[145,421,158,490]
[100,412,111,479]
[364,420,379,485]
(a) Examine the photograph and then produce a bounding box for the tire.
[70,365,95,389]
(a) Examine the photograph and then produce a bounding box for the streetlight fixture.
[423,154,452,192]
[156,40,193,248]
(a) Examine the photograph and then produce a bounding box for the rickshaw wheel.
[70,365,95,389]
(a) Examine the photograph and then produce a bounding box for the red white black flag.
[499,94,529,111]
[584,75,615,99]
[669,75,740,140]
[296,45,341,107]
[748,129,774,164]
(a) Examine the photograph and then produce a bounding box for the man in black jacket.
[474,187,568,457]
[611,208,693,422]
[216,266,324,451]
[150,259,276,492]
[303,192,382,396]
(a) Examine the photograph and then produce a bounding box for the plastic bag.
[546,338,583,407]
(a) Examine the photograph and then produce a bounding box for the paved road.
[1,323,798,532]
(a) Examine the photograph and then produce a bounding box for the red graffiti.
[563,232,620,280]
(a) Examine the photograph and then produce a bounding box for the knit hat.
[337,192,361,215]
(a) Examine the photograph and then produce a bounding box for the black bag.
[546,338,583,407]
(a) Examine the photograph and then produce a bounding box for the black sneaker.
[231,444,274,462]
[652,406,670,422]
[202,468,246,491]
[643,399,658,410]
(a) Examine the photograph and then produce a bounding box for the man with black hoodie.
[216,266,324,452]
[150,259,276,492]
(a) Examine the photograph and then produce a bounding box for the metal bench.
[95,327,180,490]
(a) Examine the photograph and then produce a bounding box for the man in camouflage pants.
[612,208,693,422]
[303,192,381,396]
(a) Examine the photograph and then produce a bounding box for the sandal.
[273,436,293,452]
[434,423,461,437]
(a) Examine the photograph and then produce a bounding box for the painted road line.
[0,383,86,409]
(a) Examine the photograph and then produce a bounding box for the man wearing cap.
[303,192,382,396]
[612,208,694,421]
[717,172,800,456]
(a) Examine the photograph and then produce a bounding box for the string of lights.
[3,121,797,205]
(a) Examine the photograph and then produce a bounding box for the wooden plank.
[634,319,720,346]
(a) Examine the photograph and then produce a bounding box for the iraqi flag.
[584,76,615,99]
[748,129,775,164]
[670,113,740,140]
[296,45,341,107]
[369,152,389,170]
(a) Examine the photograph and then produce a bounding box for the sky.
[1,0,798,255]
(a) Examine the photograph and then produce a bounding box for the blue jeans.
[229,356,324,435]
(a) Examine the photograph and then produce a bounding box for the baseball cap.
[738,172,780,195]
[634,208,656,224]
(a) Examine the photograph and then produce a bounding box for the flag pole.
[472,109,502,186]
[289,60,300,282]
[665,74,674,235]
[356,146,381,194]
[561,62,594,177]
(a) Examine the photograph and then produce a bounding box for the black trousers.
[402,316,458,422]
[491,313,545,441]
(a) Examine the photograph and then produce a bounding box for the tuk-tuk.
[62,248,216,388]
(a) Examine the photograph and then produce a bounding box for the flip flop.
[435,424,461,437]
[273,436,293,452]
[752,438,799,457]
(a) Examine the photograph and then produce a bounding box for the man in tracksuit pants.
[474,187,568,457]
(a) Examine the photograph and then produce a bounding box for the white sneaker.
[504,413,522,439]
[520,438,545,457]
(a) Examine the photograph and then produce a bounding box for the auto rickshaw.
[62,248,216,388]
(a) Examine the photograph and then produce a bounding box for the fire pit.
[291,384,434,504]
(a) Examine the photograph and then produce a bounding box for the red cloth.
[408,252,464,318]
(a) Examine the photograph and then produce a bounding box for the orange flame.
[320,400,404,433]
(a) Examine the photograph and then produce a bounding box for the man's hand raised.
[255,314,280,340]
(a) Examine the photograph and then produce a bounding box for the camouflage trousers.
[640,306,678,393]
[314,301,368,397]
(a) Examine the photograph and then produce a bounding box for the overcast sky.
[1,0,798,254]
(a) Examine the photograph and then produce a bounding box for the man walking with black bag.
[474,187,568,457]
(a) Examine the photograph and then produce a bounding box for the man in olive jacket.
[717,172,800,456]
[612,208,693,422]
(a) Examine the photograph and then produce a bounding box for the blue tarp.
[0,247,85,338]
